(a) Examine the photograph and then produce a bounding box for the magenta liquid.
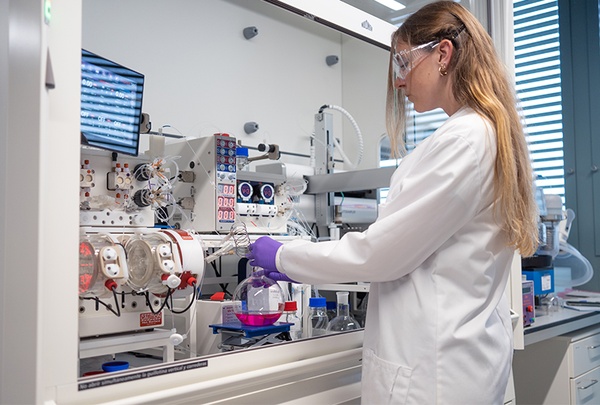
[235,312,281,326]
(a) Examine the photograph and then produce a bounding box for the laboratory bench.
[523,308,600,346]
[514,307,600,404]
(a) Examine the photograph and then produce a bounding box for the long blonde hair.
[385,1,538,256]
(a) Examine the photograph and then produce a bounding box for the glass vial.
[308,297,329,337]
[236,147,249,172]
[282,301,302,340]
[326,291,360,333]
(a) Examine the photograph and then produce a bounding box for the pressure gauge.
[238,181,253,202]
[260,184,275,203]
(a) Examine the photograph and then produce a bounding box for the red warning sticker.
[140,312,163,327]
[173,229,194,240]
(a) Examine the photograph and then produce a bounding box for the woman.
[247,1,538,403]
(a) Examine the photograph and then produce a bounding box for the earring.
[439,64,448,76]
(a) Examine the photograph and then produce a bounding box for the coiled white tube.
[555,242,594,287]
[319,104,364,169]
[204,222,251,263]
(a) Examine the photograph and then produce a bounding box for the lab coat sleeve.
[276,130,490,284]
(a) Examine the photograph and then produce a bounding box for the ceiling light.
[373,0,406,11]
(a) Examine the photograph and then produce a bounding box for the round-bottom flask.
[233,271,285,326]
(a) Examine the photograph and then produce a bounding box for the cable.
[144,288,173,315]
[111,288,122,316]
[80,288,122,317]
[166,282,198,314]
[318,104,364,169]
[231,221,251,257]
[204,221,251,263]
[284,194,318,240]
[206,258,232,298]
[165,285,201,355]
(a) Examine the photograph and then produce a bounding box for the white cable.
[282,178,308,196]
[203,222,251,263]
[284,196,318,240]
[320,104,364,169]
[332,137,356,169]
[204,239,234,264]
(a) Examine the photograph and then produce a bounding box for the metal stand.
[79,328,175,362]
[209,322,292,351]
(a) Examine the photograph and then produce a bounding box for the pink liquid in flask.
[235,312,281,326]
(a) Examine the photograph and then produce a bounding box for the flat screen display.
[80,49,144,156]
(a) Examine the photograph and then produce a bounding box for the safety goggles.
[392,40,440,81]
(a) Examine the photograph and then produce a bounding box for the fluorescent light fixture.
[373,0,406,11]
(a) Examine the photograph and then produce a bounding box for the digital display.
[80,49,144,156]
[219,183,236,196]
[217,208,235,221]
[217,196,236,208]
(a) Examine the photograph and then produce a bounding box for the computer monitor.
[80,49,144,156]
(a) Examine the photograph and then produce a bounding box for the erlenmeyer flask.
[326,291,360,333]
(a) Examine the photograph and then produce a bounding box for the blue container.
[522,268,555,296]
[102,361,129,372]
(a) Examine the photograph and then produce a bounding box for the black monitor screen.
[80,49,144,156]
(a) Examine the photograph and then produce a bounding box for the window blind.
[514,0,565,198]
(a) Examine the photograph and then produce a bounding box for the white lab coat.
[276,107,514,404]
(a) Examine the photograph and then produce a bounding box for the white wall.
[81,0,389,169]
[1,0,82,403]
[341,35,389,168]
[0,0,8,400]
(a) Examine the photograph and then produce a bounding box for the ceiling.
[340,0,459,25]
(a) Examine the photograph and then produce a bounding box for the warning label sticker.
[173,229,194,240]
[78,360,208,391]
[139,312,162,327]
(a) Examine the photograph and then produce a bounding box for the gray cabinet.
[514,325,600,404]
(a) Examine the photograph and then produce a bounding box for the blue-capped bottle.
[308,297,329,337]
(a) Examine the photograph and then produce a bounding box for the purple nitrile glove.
[254,268,297,283]
[247,236,282,271]
[247,236,297,283]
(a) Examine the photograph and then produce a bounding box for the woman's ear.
[437,39,454,66]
